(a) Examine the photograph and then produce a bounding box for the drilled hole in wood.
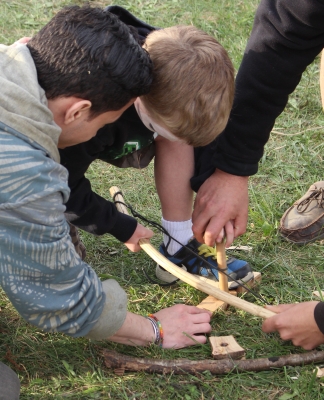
[221,343,228,347]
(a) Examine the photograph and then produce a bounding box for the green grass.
[1,0,324,398]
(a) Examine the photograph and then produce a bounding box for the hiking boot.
[156,238,254,289]
[279,181,324,244]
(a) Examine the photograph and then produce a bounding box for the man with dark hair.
[27,6,152,117]
[0,5,211,396]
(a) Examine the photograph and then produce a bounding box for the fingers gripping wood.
[109,186,276,319]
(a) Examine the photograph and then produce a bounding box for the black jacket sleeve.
[60,105,149,243]
[193,0,324,185]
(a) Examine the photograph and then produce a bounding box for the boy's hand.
[11,37,31,47]
[124,223,154,252]
[262,302,324,350]
[192,169,249,247]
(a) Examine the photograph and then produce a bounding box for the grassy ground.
[1,0,324,398]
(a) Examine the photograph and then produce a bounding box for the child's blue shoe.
[156,238,253,289]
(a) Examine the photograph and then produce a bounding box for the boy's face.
[134,98,182,142]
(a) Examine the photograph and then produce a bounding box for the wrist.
[215,169,249,181]
[146,314,164,347]
[110,212,137,243]
[314,302,324,334]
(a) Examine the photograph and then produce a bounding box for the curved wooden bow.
[110,186,275,320]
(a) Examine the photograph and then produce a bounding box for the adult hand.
[108,305,212,349]
[192,169,249,247]
[262,302,324,350]
[155,304,212,348]
[124,223,154,252]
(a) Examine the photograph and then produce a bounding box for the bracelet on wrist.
[146,314,164,347]
[147,316,160,345]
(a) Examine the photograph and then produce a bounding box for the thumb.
[143,227,154,239]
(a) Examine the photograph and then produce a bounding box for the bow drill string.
[112,192,268,306]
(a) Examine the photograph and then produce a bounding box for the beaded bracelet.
[147,314,164,347]
[147,316,160,345]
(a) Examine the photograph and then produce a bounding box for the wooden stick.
[110,187,129,215]
[139,238,275,319]
[109,186,276,320]
[216,240,228,292]
[103,349,324,375]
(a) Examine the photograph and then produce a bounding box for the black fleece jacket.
[60,1,324,242]
[214,0,324,333]
[60,105,152,242]
[207,0,324,176]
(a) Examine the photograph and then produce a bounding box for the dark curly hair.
[27,5,153,117]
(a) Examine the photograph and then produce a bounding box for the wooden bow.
[110,186,275,320]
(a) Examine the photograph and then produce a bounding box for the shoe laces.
[197,243,228,262]
[297,187,324,213]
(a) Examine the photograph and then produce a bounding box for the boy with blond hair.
[61,6,253,288]
[138,25,233,147]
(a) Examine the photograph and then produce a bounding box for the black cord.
[113,194,268,305]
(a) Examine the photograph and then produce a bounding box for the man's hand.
[124,223,154,252]
[108,305,212,348]
[154,305,212,348]
[262,302,324,350]
[192,169,249,247]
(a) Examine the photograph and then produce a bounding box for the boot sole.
[279,231,324,245]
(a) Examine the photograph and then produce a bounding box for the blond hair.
[141,25,234,147]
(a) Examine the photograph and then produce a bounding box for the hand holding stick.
[109,186,276,320]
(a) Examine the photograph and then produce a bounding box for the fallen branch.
[103,350,324,375]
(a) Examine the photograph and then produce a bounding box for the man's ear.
[64,100,92,124]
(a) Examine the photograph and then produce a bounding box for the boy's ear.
[64,100,92,124]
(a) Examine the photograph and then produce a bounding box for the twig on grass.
[102,349,324,375]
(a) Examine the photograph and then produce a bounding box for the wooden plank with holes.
[209,335,246,360]
[197,291,237,312]
[237,271,262,294]
[197,272,261,313]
